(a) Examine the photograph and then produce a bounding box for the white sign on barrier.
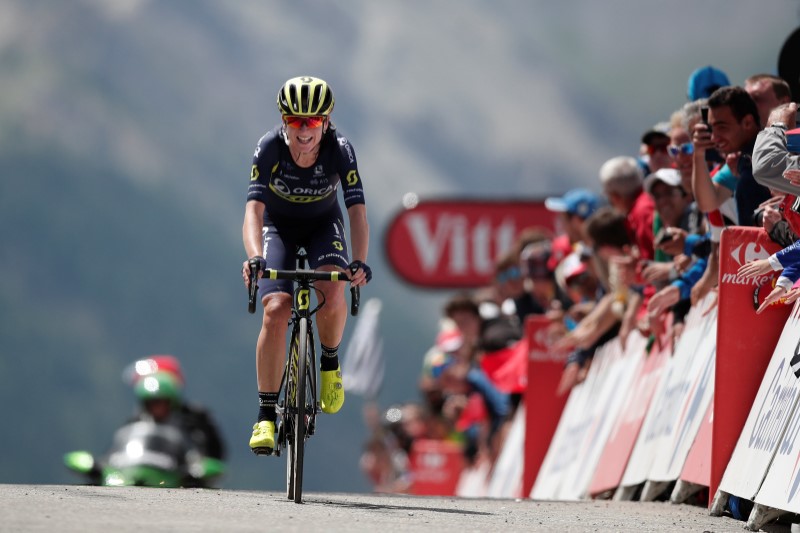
[619,299,715,489]
[647,308,717,482]
[719,302,800,502]
[486,405,525,498]
[564,334,646,499]
[531,343,613,499]
[532,336,643,500]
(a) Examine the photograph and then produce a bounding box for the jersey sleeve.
[335,133,366,208]
[775,239,800,268]
[247,129,280,204]
[711,163,738,192]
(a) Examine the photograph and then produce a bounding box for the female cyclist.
[242,76,371,453]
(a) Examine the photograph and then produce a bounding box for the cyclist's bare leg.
[250,292,292,451]
[257,292,292,392]
[313,266,347,348]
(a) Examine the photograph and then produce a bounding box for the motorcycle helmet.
[125,354,185,386]
[135,371,182,405]
[277,76,334,117]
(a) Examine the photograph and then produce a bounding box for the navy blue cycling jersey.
[247,125,365,219]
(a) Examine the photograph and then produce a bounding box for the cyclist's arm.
[243,200,265,258]
[347,203,370,284]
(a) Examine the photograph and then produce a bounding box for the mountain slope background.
[1,0,798,492]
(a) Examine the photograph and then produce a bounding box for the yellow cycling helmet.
[277,76,335,116]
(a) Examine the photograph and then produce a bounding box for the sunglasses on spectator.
[496,266,522,283]
[284,116,326,129]
[667,143,694,157]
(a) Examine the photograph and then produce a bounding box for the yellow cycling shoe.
[320,366,345,414]
[249,420,275,454]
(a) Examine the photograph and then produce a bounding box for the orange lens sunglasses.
[284,116,325,129]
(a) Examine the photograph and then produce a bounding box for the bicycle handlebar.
[247,261,360,316]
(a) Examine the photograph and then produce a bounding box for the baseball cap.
[687,65,730,101]
[545,188,601,219]
[556,252,588,287]
[644,168,683,194]
[520,240,553,279]
[641,129,669,146]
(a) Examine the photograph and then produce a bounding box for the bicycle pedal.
[251,446,274,456]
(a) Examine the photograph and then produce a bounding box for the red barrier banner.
[408,439,465,496]
[522,316,570,495]
[384,199,555,288]
[713,227,790,504]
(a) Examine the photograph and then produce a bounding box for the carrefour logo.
[730,242,770,267]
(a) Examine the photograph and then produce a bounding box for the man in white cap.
[645,168,711,319]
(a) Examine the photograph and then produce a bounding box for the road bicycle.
[247,250,359,503]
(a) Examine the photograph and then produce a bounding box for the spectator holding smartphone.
[692,86,769,227]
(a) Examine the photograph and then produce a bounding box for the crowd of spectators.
[360,65,800,493]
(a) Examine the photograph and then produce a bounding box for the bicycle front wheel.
[290,316,309,503]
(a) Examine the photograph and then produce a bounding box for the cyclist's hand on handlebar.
[347,260,372,287]
[242,256,267,287]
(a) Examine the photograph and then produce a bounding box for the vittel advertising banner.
[718,302,800,502]
[384,199,554,288]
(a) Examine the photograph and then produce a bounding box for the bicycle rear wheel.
[288,317,309,503]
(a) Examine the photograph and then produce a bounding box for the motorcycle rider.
[127,355,226,460]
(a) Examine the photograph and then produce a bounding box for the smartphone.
[655,228,675,246]
[700,106,712,135]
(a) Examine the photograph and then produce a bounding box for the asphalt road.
[0,484,786,532]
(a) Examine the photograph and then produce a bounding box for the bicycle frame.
[247,252,358,503]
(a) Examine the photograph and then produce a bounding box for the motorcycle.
[64,420,225,488]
